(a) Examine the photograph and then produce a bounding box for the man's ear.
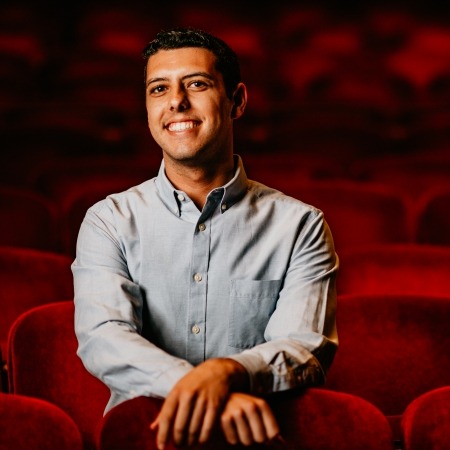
[230,83,248,119]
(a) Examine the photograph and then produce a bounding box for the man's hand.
[221,392,281,446]
[150,358,248,449]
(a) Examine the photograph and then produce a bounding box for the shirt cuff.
[227,352,273,394]
[150,360,194,398]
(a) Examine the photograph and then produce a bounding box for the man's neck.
[163,157,235,210]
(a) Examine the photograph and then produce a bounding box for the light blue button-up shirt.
[73,155,339,413]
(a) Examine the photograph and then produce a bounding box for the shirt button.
[221,203,227,211]
[198,223,206,232]
[194,273,202,282]
[192,324,200,334]
[177,194,185,201]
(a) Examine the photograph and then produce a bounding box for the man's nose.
[169,87,190,111]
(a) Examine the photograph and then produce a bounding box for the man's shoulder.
[87,178,157,215]
[247,179,322,216]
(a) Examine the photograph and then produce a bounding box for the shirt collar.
[155,155,249,218]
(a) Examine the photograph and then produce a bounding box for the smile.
[167,121,199,132]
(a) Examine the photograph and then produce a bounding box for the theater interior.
[1,1,450,449]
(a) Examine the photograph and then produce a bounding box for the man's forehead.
[147,47,216,66]
[146,47,219,79]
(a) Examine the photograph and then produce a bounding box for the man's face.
[145,47,236,166]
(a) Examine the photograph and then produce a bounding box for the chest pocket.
[228,279,282,349]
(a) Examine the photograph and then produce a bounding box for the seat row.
[4,2,450,109]
[3,385,450,450]
[1,175,449,257]
[2,243,449,377]
[4,3,450,161]
[2,294,450,450]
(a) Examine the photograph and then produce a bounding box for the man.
[73,27,339,449]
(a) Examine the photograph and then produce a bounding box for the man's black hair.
[142,27,241,98]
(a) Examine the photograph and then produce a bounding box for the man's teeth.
[168,121,197,131]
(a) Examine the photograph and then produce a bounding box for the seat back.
[273,180,413,252]
[401,386,450,450]
[0,186,60,251]
[338,243,450,296]
[97,389,393,450]
[8,301,110,450]
[0,392,83,450]
[325,294,450,417]
[0,246,74,377]
[416,185,450,245]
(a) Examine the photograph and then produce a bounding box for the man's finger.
[198,403,218,444]
[245,405,267,444]
[149,415,159,431]
[187,397,207,446]
[221,414,239,445]
[260,403,280,441]
[232,412,253,446]
[172,394,197,446]
[155,396,179,450]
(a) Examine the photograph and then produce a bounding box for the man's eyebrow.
[146,77,168,87]
[181,72,215,81]
[146,72,214,87]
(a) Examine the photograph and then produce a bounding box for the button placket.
[187,216,211,364]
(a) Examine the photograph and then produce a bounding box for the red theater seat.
[28,156,158,204]
[416,185,450,246]
[8,302,110,450]
[269,180,413,252]
[97,389,393,450]
[0,186,60,251]
[349,153,450,199]
[401,386,450,450]
[338,243,450,296]
[267,102,386,161]
[0,246,74,387]
[26,156,160,256]
[0,392,83,450]
[324,293,450,446]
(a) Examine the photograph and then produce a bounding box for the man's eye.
[189,80,207,89]
[150,85,166,95]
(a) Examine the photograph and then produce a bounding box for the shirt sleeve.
[228,209,339,394]
[72,202,193,407]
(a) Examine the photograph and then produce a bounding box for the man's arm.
[227,209,339,395]
[73,205,194,409]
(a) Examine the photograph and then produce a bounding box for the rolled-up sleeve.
[228,210,338,394]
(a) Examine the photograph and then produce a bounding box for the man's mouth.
[167,121,200,132]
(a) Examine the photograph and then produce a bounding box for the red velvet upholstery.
[266,180,413,252]
[401,386,450,450]
[338,243,450,296]
[349,153,450,199]
[0,392,83,450]
[7,301,110,450]
[30,157,159,201]
[416,185,450,246]
[0,186,60,251]
[0,246,74,389]
[324,294,450,443]
[98,389,393,450]
[27,156,160,256]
